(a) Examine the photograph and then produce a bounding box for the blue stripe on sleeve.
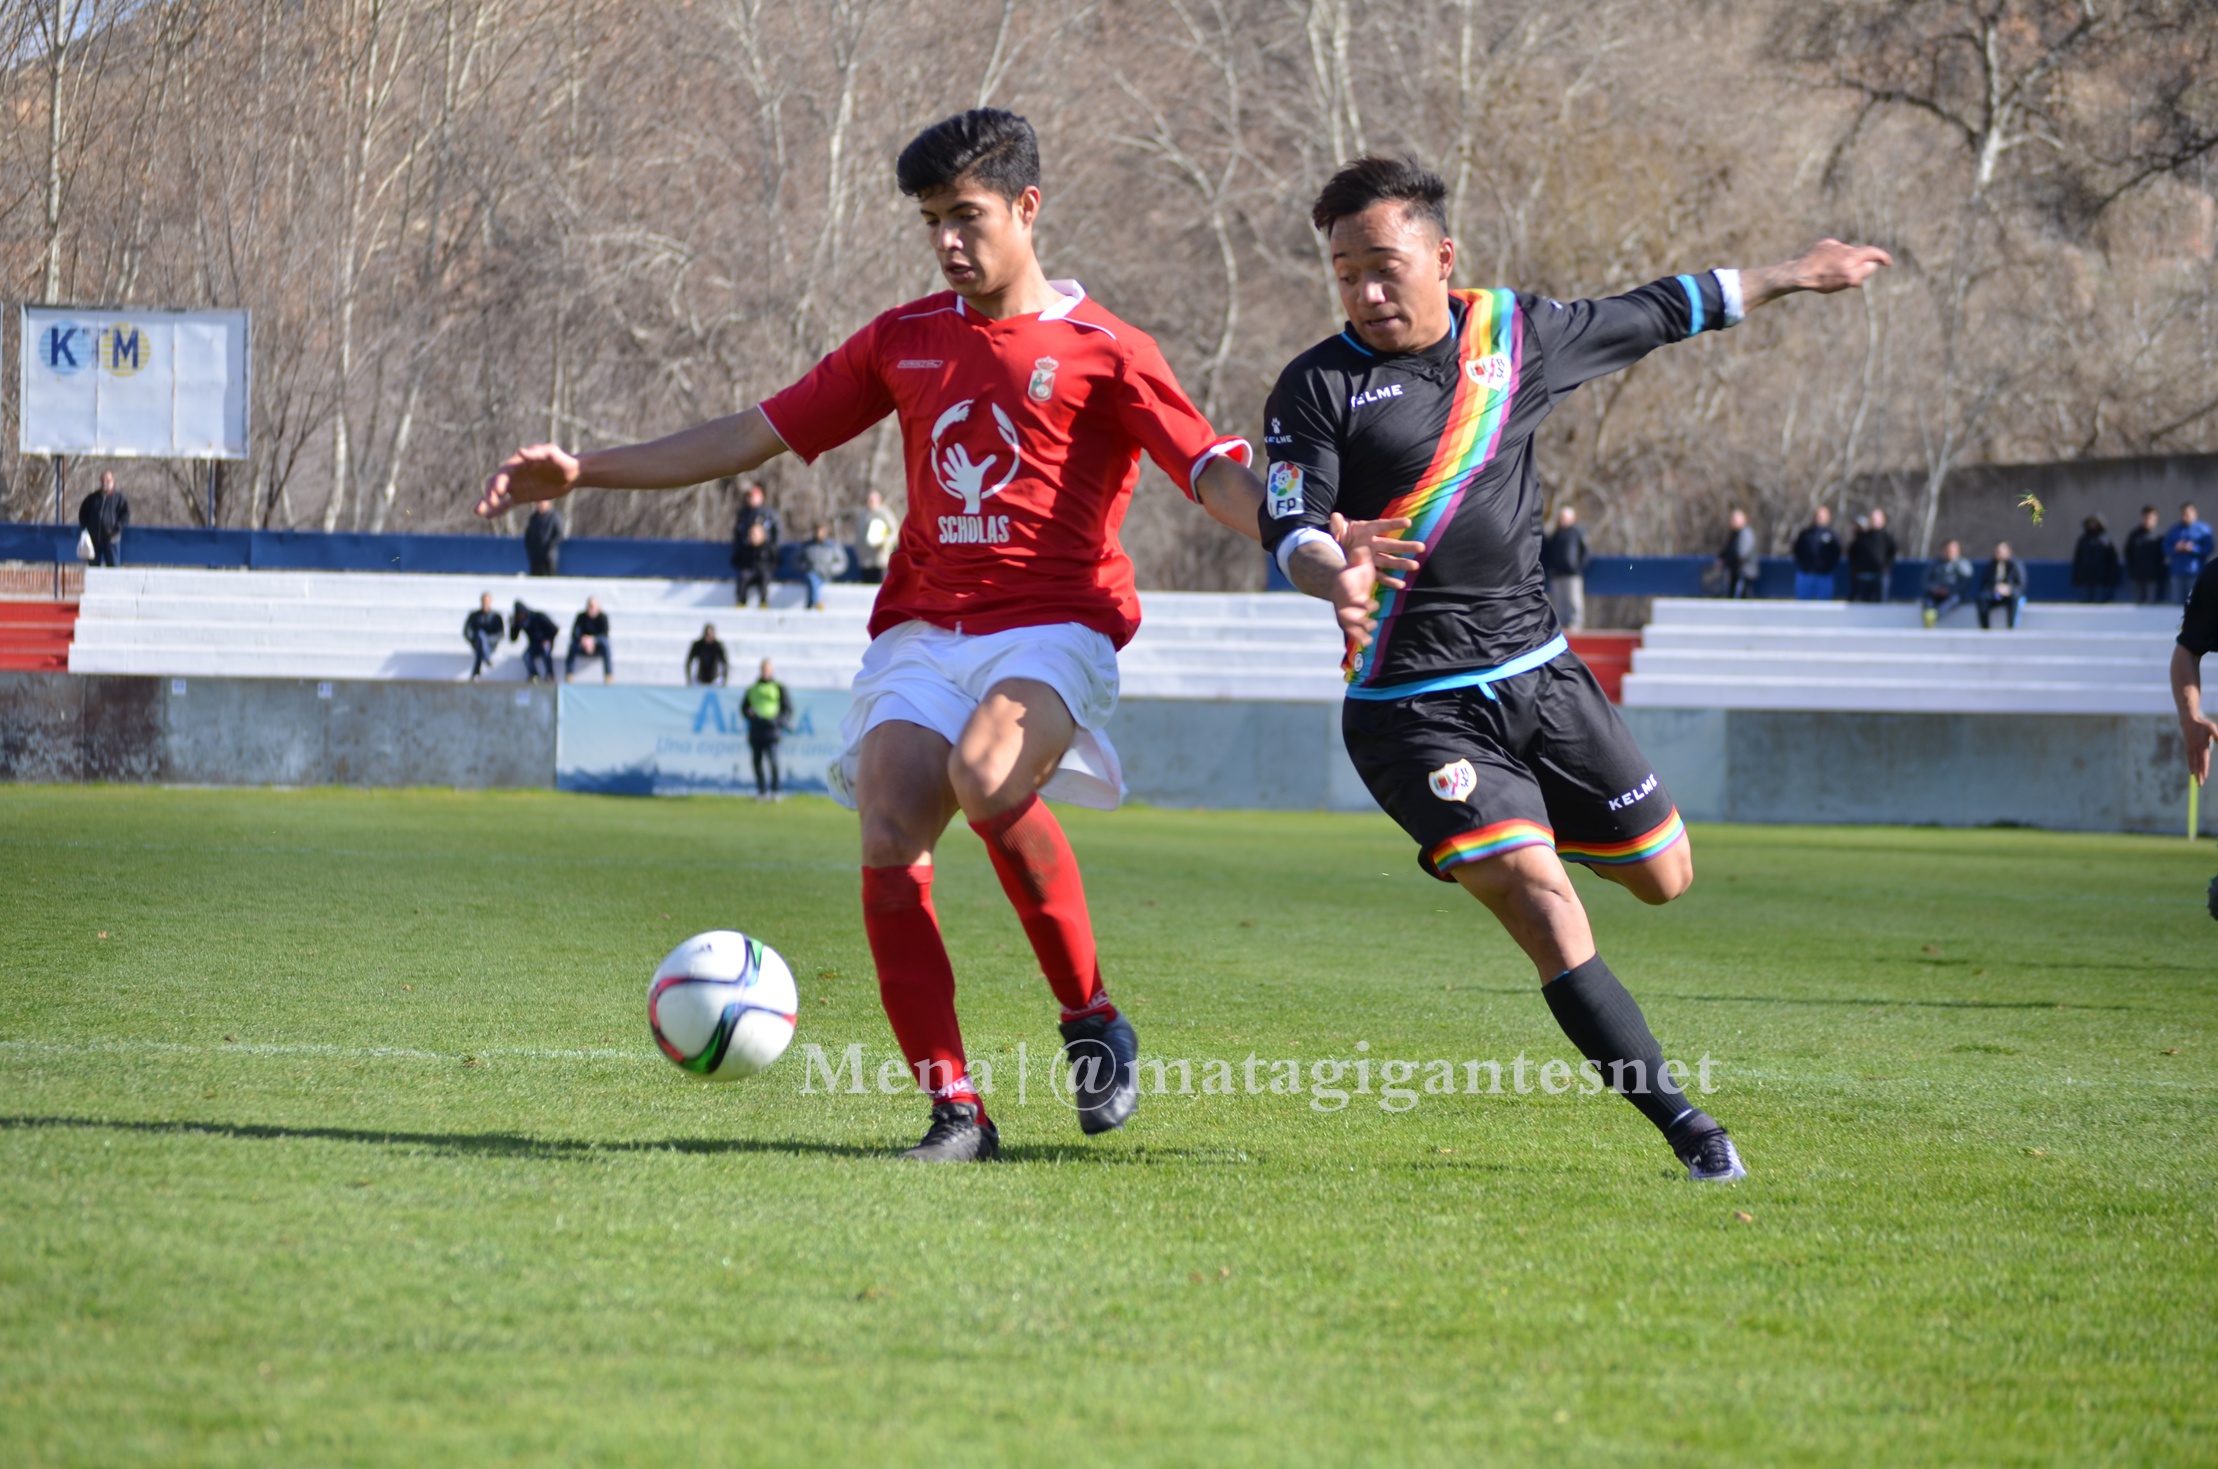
[1677,274,1704,336]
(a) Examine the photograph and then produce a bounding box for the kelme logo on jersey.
[1427,758,1479,803]
[1027,356,1058,403]
[1466,353,1511,391]
[1266,461,1305,520]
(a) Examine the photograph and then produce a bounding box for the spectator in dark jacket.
[801,524,848,610]
[2070,515,2121,603]
[2125,505,2168,605]
[2166,503,2212,605]
[509,601,559,682]
[1541,506,1590,629]
[1977,542,2028,630]
[463,593,506,680]
[1716,508,1758,599]
[731,483,782,607]
[1847,508,1896,603]
[565,597,612,682]
[1921,540,1974,627]
[1792,506,1841,599]
[77,471,129,567]
[524,504,563,576]
[686,624,729,685]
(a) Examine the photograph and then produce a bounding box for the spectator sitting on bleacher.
[687,623,729,686]
[802,524,847,610]
[566,597,613,682]
[2166,503,2211,606]
[463,593,506,680]
[731,483,782,608]
[854,490,897,585]
[1792,505,1841,600]
[1921,540,1974,627]
[2126,505,2168,605]
[2070,515,2121,604]
[1977,541,2028,630]
[510,600,559,682]
[1847,508,1896,603]
[1716,508,1757,599]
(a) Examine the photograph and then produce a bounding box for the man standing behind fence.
[77,472,129,568]
[742,658,793,801]
[1848,508,1896,603]
[1541,507,1588,629]
[1792,505,1841,599]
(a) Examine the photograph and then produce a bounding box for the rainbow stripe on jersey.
[1344,288,1523,687]
[1556,809,1686,867]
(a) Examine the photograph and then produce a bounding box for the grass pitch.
[1,785,2213,1467]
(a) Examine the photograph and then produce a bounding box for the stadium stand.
[0,600,77,672]
[1621,597,2176,715]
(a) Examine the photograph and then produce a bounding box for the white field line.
[0,1038,653,1064]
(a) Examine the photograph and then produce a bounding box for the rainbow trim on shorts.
[1426,819,1555,875]
[1557,808,1686,867]
[1345,288,1523,688]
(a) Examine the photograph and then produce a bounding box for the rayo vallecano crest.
[1027,356,1059,403]
[1427,758,1479,803]
[1465,353,1511,392]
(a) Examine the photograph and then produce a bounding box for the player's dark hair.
[1310,156,1449,236]
[896,109,1040,200]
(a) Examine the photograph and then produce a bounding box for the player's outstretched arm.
[1735,239,1893,314]
[476,408,790,518]
[1194,456,1268,540]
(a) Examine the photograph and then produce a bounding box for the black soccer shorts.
[1340,650,1684,883]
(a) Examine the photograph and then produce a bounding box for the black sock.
[1542,954,1715,1148]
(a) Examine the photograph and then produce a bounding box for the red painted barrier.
[1566,629,1640,703]
[0,601,78,673]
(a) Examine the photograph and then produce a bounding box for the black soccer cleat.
[1676,1128,1749,1184]
[2205,874,2218,922]
[1058,1011,1140,1136]
[899,1101,999,1162]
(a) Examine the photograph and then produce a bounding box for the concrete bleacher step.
[1624,596,2177,714]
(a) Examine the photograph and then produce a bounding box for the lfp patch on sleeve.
[1266,461,1305,520]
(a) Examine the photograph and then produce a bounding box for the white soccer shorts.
[827,619,1126,811]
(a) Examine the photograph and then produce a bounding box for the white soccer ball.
[647,931,798,1081]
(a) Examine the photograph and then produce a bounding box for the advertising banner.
[557,685,851,796]
[20,305,250,457]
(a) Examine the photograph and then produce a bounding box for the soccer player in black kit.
[1265,158,1890,1181]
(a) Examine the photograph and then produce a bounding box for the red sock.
[859,865,982,1115]
[969,794,1117,1024]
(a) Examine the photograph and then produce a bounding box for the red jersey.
[758,281,1248,648]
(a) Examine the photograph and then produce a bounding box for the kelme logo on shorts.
[1427,758,1478,803]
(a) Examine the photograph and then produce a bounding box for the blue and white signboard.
[557,686,852,796]
[20,305,250,458]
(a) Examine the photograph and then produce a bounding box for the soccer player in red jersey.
[478,110,1411,1161]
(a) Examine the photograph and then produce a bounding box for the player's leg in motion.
[1454,842,1746,1182]
[950,679,1137,1136]
[855,720,982,1160]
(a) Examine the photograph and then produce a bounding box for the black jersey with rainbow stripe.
[1260,273,1739,691]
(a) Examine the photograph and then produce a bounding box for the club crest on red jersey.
[1027,356,1059,403]
[1427,758,1479,803]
